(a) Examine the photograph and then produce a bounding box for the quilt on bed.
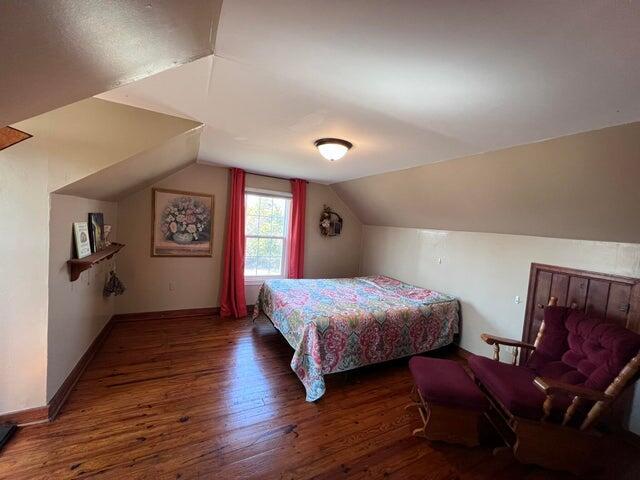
[252,275,459,401]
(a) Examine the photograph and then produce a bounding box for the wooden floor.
[1,316,638,479]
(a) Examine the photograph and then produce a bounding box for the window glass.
[244,193,290,278]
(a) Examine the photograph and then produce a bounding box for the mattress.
[253,275,459,401]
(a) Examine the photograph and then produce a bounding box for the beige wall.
[0,99,199,415]
[333,122,640,244]
[0,129,49,415]
[115,164,229,313]
[27,98,201,193]
[115,164,363,314]
[304,182,362,279]
[360,225,640,433]
[48,195,118,400]
[56,129,202,202]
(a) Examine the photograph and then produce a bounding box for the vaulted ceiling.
[0,0,222,126]
[98,0,640,184]
[10,98,202,197]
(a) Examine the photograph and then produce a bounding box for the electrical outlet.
[437,257,442,264]
[169,281,175,291]
[514,295,521,304]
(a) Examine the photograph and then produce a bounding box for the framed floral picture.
[151,188,214,257]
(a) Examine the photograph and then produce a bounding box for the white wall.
[47,195,118,400]
[360,225,640,432]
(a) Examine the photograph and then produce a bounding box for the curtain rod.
[244,170,309,184]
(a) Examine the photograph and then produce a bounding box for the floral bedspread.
[252,275,459,401]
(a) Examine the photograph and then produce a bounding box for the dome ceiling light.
[314,138,353,161]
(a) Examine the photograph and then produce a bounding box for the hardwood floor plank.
[1,315,637,479]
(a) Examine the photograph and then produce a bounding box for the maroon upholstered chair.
[469,300,640,474]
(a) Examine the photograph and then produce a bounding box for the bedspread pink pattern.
[253,276,459,401]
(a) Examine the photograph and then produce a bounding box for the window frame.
[244,188,292,285]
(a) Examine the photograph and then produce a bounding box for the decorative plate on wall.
[320,205,343,237]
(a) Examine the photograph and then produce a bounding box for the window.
[244,190,291,280]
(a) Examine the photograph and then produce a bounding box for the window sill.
[245,276,284,286]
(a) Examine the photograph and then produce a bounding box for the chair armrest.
[480,333,536,350]
[533,377,611,402]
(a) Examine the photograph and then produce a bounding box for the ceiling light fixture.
[314,138,353,161]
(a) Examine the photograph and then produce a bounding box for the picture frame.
[151,188,214,257]
[73,222,92,259]
[88,212,105,253]
[103,224,112,247]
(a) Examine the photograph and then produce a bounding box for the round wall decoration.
[320,205,343,237]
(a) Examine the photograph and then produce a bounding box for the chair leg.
[411,404,430,438]
[407,386,483,447]
[405,385,420,410]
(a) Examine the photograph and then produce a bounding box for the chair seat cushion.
[409,356,488,411]
[468,354,571,420]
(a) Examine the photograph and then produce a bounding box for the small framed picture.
[88,213,105,253]
[73,222,92,259]
[103,224,112,247]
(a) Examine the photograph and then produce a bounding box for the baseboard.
[0,405,49,426]
[112,305,257,322]
[0,315,115,426]
[47,316,115,421]
[2,305,255,426]
[112,307,220,322]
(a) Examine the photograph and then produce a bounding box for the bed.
[252,275,459,401]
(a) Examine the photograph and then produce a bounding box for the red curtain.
[220,168,247,318]
[288,179,306,279]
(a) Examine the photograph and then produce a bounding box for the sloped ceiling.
[57,128,202,201]
[99,0,640,184]
[0,0,223,126]
[332,122,640,244]
[10,98,202,195]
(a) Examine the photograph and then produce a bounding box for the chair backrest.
[527,307,640,391]
[527,306,640,429]
[564,311,640,391]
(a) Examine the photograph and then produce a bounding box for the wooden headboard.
[521,263,640,361]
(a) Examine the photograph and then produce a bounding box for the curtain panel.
[288,178,306,279]
[220,168,247,318]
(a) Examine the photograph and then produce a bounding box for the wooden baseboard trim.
[112,307,220,322]
[0,405,49,426]
[2,304,256,425]
[47,316,115,421]
[112,305,257,322]
[0,316,115,426]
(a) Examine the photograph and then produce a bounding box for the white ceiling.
[2,0,221,126]
[98,0,640,184]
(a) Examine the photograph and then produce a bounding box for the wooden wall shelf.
[67,243,125,282]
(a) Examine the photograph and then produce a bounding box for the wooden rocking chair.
[468,264,640,475]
